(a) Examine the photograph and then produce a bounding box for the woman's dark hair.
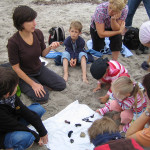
[13,5,37,31]
[142,73,150,99]
[0,67,19,99]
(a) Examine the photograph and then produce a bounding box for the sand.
[0,0,149,149]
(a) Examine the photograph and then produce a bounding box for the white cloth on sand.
[30,100,101,150]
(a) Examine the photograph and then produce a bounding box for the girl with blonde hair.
[96,76,148,132]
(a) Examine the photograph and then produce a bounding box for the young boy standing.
[0,67,48,149]
[61,21,88,83]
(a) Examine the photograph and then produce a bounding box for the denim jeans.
[61,51,88,64]
[125,0,150,27]
[4,103,46,150]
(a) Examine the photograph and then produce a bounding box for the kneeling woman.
[7,5,66,104]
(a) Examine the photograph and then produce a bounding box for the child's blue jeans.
[61,51,88,64]
[4,103,46,150]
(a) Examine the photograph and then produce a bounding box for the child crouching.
[96,76,148,132]
[90,57,130,103]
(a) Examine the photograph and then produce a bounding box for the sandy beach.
[0,0,149,149]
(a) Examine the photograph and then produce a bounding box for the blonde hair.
[112,76,143,111]
[69,21,82,32]
[88,117,118,142]
[109,0,127,11]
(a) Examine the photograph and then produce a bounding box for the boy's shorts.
[61,51,88,64]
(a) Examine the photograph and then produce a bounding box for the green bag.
[16,85,21,97]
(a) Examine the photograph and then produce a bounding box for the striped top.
[101,60,129,95]
[99,93,148,132]
[99,94,147,116]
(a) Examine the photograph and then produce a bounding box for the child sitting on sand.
[88,117,143,150]
[61,21,88,83]
[0,67,48,149]
[90,57,130,103]
[96,76,148,132]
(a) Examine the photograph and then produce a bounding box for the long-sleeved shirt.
[0,95,47,149]
[100,60,129,95]
[99,93,148,132]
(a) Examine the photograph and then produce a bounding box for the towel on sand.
[30,100,101,150]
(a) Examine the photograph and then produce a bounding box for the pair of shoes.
[141,61,150,70]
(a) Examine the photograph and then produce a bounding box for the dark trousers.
[90,26,122,52]
[19,64,66,102]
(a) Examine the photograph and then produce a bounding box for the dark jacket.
[64,36,85,59]
[0,95,47,149]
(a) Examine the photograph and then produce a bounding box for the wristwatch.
[145,110,150,117]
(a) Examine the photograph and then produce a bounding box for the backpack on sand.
[123,27,140,50]
[48,27,65,45]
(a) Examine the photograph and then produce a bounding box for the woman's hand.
[49,42,60,50]
[31,82,46,98]
[111,12,121,20]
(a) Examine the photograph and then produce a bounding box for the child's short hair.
[0,67,19,99]
[142,73,150,99]
[69,21,83,32]
[90,58,109,80]
[109,0,127,11]
[88,117,118,142]
[13,5,37,31]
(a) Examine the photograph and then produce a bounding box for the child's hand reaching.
[99,94,109,104]
[96,109,102,115]
[93,81,102,92]
[93,83,101,93]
